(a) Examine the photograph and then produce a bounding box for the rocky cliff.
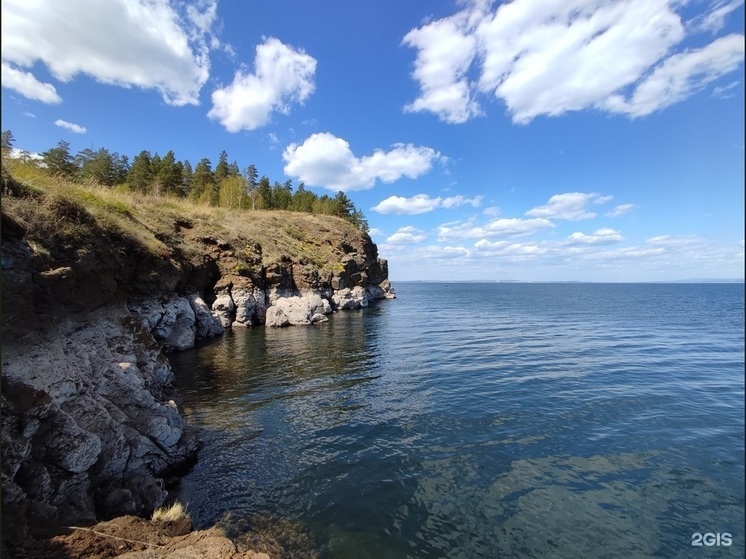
[0,172,394,545]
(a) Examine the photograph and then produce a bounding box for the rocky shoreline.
[1,178,394,555]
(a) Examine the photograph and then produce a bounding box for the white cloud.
[563,228,624,245]
[54,119,87,134]
[368,227,384,237]
[381,244,471,261]
[10,148,42,160]
[1,0,215,106]
[403,0,744,123]
[1,62,61,104]
[689,0,744,33]
[23,111,36,118]
[526,192,612,221]
[387,226,427,245]
[283,132,443,191]
[208,37,317,132]
[646,234,702,246]
[606,203,636,217]
[473,239,549,258]
[438,216,555,241]
[712,80,740,98]
[604,34,745,117]
[402,9,482,123]
[372,193,482,214]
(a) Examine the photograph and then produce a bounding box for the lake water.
[170,283,745,558]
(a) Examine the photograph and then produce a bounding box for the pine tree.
[180,160,193,197]
[78,148,117,186]
[1,130,14,159]
[290,182,316,212]
[257,176,272,209]
[41,140,76,178]
[244,164,258,210]
[214,150,230,184]
[333,191,354,219]
[128,151,153,193]
[158,150,182,196]
[190,158,215,203]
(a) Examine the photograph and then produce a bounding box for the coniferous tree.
[244,164,258,210]
[128,151,153,193]
[190,158,215,203]
[214,150,230,184]
[78,148,118,186]
[113,153,129,184]
[257,176,272,209]
[158,150,182,196]
[272,180,292,210]
[41,140,76,178]
[1,130,14,159]
[333,190,355,219]
[290,182,316,213]
[180,160,193,197]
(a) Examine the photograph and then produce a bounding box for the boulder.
[232,285,267,327]
[331,286,369,309]
[188,294,224,339]
[265,293,332,328]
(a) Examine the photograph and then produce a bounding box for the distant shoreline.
[392,279,745,284]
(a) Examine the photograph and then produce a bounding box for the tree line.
[1,131,368,232]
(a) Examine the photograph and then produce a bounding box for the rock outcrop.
[1,174,395,545]
[1,304,200,541]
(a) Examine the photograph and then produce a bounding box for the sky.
[1,0,744,282]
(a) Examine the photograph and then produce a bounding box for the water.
[170,283,745,558]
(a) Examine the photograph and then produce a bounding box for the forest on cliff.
[1,130,369,232]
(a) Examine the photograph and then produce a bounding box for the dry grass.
[151,501,189,523]
[2,162,366,270]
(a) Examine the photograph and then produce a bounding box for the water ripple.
[171,283,744,558]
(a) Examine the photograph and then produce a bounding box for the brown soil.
[4,516,270,559]
[4,513,324,559]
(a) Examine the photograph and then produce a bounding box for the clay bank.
[0,171,394,551]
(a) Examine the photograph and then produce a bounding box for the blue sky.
[2,0,744,282]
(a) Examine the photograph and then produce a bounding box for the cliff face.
[0,174,394,541]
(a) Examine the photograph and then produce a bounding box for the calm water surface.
[170,283,745,558]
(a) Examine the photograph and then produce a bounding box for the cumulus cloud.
[473,239,548,258]
[403,0,744,123]
[402,9,482,123]
[563,228,624,245]
[387,226,428,245]
[437,216,554,241]
[526,192,613,221]
[372,193,482,214]
[606,203,636,217]
[1,0,216,106]
[1,62,61,103]
[283,132,443,191]
[208,37,317,132]
[54,119,87,134]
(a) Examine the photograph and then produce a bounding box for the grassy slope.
[1,162,370,280]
